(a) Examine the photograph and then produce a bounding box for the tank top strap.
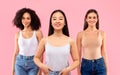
[98,30,102,38]
[82,31,86,38]
[45,37,49,44]
[19,31,22,38]
[33,31,36,37]
[67,37,71,44]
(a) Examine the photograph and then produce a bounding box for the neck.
[23,27,32,32]
[86,26,97,32]
[53,30,64,37]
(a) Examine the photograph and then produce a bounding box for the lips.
[55,23,61,27]
[89,21,96,24]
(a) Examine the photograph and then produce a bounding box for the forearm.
[37,68,42,75]
[101,50,108,73]
[12,53,18,75]
[66,60,79,72]
[12,52,18,70]
[103,55,108,71]
[12,57,15,72]
[34,57,43,68]
[77,57,82,75]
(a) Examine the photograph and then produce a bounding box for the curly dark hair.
[48,9,69,36]
[13,8,41,30]
[84,9,99,30]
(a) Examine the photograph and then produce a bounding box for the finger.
[59,71,63,75]
[48,67,52,71]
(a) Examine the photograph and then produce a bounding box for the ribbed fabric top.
[18,31,38,56]
[82,31,102,51]
[45,41,70,71]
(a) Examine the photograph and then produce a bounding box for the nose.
[56,19,60,22]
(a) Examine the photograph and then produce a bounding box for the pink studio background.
[0,0,120,75]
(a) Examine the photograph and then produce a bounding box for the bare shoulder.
[15,31,20,39]
[36,30,43,37]
[68,37,75,45]
[77,31,84,39]
[40,37,47,42]
[99,30,106,38]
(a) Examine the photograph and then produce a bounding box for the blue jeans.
[49,71,70,75]
[49,71,60,75]
[15,54,39,75]
[81,57,106,75]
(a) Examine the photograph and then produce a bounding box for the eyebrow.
[52,16,64,18]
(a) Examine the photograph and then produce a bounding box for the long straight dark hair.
[48,9,69,36]
[84,9,99,30]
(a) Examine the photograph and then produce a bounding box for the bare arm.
[12,32,19,75]
[60,38,79,75]
[36,30,43,42]
[68,38,80,71]
[36,30,43,75]
[101,31,108,75]
[34,38,51,75]
[76,32,83,75]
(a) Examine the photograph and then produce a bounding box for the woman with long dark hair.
[34,9,79,75]
[77,9,108,75]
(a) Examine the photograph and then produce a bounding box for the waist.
[49,71,70,75]
[82,57,104,63]
[19,49,36,56]
[17,54,34,60]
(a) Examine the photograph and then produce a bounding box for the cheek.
[28,19,31,22]
[51,21,55,25]
[86,19,89,23]
[61,20,65,25]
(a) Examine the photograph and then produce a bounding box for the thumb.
[59,71,63,75]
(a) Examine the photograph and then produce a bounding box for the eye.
[88,16,91,19]
[93,16,97,19]
[59,18,63,20]
[53,18,56,20]
[22,17,25,20]
[27,17,30,20]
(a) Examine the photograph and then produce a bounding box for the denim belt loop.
[19,54,34,60]
[92,60,95,62]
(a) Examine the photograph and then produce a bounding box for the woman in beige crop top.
[34,9,79,75]
[77,9,108,75]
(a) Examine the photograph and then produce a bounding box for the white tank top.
[18,31,38,56]
[45,41,70,71]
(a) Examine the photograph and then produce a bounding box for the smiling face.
[86,12,98,27]
[51,12,65,31]
[21,12,31,28]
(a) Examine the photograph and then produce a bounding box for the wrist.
[66,67,71,72]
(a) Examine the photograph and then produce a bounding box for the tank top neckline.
[20,31,35,40]
[82,30,101,38]
[46,42,70,48]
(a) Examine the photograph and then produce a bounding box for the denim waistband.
[18,54,34,60]
[82,57,104,62]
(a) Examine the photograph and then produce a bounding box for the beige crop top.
[82,31,102,51]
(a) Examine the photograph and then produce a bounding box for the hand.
[12,69,15,75]
[12,72,14,75]
[77,71,82,75]
[41,64,52,75]
[59,68,70,75]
